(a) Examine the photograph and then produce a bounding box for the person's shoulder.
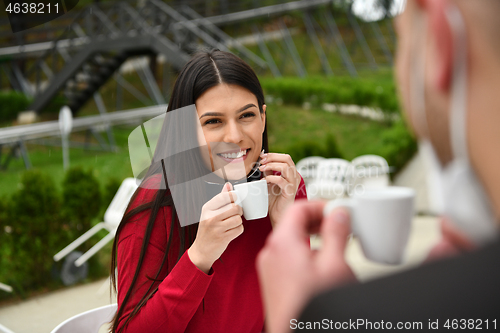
[301,239,500,323]
[121,174,174,239]
[130,174,163,209]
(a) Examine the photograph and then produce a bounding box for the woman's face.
[195,83,266,180]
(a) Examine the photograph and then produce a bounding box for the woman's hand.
[259,152,301,228]
[188,183,244,274]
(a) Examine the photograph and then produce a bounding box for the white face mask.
[413,5,498,245]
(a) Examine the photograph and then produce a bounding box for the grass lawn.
[267,103,390,161]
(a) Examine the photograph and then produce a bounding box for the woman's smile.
[216,148,250,163]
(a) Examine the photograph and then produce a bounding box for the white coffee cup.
[233,179,269,220]
[324,186,415,265]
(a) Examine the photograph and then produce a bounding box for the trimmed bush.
[379,119,418,174]
[102,177,122,212]
[61,167,106,280]
[288,134,343,163]
[261,76,400,119]
[0,91,31,122]
[324,134,343,159]
[62,166,102,234]
[0,167,111,296]
[2,170,63,293]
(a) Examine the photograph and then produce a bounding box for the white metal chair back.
[351,155,390,191]
[0,283,14,333]
[296,156,325,184]
[50,303,117,333]
[0,323,15,333]
[104,178,139,229]
[0,283,13,293]
[308,158,352,200]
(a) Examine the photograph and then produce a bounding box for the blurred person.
[110,50,306,332]
[257,0,500,332]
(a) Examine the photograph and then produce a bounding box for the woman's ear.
[261,104,267,133]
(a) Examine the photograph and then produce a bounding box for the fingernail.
[259,165,266,170]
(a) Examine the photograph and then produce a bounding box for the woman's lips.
[216,148,250,163]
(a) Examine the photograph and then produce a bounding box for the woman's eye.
[241,112,256,119]
[204,119,221,125]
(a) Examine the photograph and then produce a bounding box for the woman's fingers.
[204,189,237,211]
[260,153,295,168]
[265,175,297,197]
[202,199,242,222]
[260,162,298,183]
[216,202,243,220]
[225,223,244,239]
[222,215,244,232]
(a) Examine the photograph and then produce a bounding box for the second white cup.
[324,186,415,265]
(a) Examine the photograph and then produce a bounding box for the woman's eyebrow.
[199,112,224,119]
[199,103,258,119]
[236,103,258,113]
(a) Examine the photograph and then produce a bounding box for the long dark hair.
[110,49,268,332]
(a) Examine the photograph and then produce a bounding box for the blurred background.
[0,0,421,317]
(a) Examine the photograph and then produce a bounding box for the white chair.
[0,323,15,333]
[307,158,352,200]
[296,156,325,185]
[0,283,13,293]
[351,155,390,193]
[54,178,138,268]
[50,303,117,333]
[0,284,15,333]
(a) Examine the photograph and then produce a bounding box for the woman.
[110,50,307,332]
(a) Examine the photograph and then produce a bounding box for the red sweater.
[116,176,307,333]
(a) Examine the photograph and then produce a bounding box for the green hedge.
[2,170,64,295]
[379,119,418,173]
[0,167,116,298]
[261,76,400,118]
[287,133,343,163]
[261,76,417,173]
[0,91,31,122]
[62,167,102,234]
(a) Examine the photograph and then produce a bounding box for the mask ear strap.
[446,4,469,162]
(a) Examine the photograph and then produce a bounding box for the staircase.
[63,51,128,112]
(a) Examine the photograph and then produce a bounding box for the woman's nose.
[224,121,243,143]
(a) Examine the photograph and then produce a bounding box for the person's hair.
[109,49,268,332]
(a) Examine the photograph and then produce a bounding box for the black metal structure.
[0,0,398,170]
[0,0,397,114]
